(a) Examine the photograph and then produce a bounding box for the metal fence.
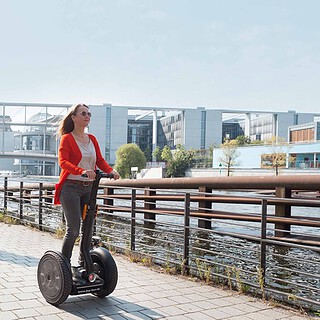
[0,176,320,312]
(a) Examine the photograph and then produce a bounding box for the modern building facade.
[288,121,320,143]
[0,115,15,172]
[222,111,315,142]
[1,102,319,175]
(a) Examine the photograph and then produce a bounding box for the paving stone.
[175,302,203,313]
[186,312,219,320]
[0,301,22,311]
[117,302,146,312]
[154,305,186,316]
[99,315,127,320]
[34,316,62,320]
[120,311,154,319]
[168,295,193,304]
[151,297,179,308]
[14,292,38,300]
[216,305,248,317]
[0,311,18,320]
[233,302,261,313]
[202,307,233,319]
[13,307,40,318]
[0,294,19,303]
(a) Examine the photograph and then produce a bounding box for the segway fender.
[92,247,112,261]
[90,247,118,297]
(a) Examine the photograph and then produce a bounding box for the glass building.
[127,119,153,153]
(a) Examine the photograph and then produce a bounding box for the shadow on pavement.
[57,295,164,319]
[0,249,39,267]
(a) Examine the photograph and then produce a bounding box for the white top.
[67,140,96,181]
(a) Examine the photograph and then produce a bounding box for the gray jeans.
[60,181,93,264]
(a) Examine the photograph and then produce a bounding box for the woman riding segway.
[37,103,120,305]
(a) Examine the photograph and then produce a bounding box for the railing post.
[275,187,291,237]
[144,188,156,225]
[103,187,114,213]
[183,193,190,275]
[4,177,8,211]
[38,183,43,231]
[198,186,212,229]
[19,181,23,220]
[260,199,267,287]
[130,189,136,251]
[44,189,53,204]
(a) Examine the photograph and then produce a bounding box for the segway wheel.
[37,250,72,306]
[91,247,118,298]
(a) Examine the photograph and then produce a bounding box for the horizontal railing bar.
[267,252,320,266]
[99,193,320,207]
[266,276,320,292]
[100,205,320,227]
[191,247,258,266]
[262,238,320,252]
[190,237,260,254]
[271,265,320,279]
[100,175,320,190]
[263,287,320,306]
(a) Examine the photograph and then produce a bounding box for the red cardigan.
[54,133,112,204]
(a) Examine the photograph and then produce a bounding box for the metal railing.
[291,160,320,169]
[0,176,320,312]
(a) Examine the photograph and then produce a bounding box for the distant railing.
[290,160,320,169]
[1,175,320,311]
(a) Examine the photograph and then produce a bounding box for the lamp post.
[131,166,138,179]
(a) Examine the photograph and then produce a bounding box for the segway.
[37,171,118,306]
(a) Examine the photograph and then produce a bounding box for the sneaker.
[71,266,86,284]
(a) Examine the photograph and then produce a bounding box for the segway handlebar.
[81,170,114,179]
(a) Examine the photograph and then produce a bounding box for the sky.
[1,0,320,113]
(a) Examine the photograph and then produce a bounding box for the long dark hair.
[57,104,89,136]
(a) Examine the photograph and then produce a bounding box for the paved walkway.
[0,222,317,320]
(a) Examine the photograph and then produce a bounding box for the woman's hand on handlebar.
[82,170,96,179]
[111,170,120,180]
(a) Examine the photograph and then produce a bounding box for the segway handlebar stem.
[79,170,114,277]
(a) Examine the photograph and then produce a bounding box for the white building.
[213,142,320,170]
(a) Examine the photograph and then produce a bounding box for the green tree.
[235,135,251,146]
[144,146,152,162]
[152,146,162,162]
[114,143,147,178]
[161,145,173,163]
[219,140,240,176]
[165,144,195,177]
[250,139,264,145]
[208,145,214,166]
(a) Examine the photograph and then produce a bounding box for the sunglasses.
[76,111,92,117]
